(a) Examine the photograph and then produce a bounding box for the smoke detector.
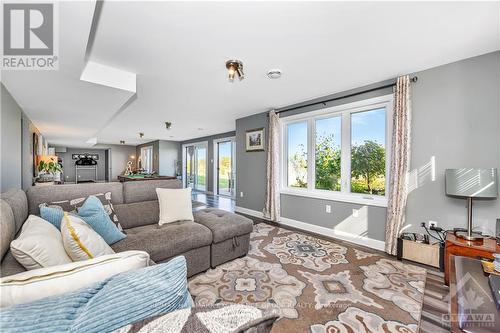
[267,69,282,79]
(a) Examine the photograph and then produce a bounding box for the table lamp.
[445,168,498,241]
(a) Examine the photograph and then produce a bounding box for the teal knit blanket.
[0,256,192,333]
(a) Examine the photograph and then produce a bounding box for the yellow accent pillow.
[61,213,114,261]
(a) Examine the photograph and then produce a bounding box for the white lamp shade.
[445,168,498,198]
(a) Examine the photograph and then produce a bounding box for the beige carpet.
[189,223,426,333]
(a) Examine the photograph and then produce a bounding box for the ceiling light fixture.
[226,60,244,82]
[139,132,144,138]
[120,140,125,144]
[267,69,282,79]
[165,122,172,130]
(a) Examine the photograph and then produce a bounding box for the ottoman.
[194,208,253,267]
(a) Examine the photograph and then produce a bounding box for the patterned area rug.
[188,223,426,333]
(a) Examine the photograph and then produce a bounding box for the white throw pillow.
[156,187,194,225]
[10,215,72,270]
[61,212,114,261]
[0,251,151,308]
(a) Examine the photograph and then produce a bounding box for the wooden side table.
[444,233,499,285]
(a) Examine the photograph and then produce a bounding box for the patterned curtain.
[385,75,412,255]
[263,110,281,221]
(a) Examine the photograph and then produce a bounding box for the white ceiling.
[2,1,499,147]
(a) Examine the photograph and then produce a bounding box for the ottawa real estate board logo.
[2,2,59,70]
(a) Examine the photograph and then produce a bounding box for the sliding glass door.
[184,142,207,192]
[215,138,235,197]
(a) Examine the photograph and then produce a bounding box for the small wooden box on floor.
[397,238,443,269]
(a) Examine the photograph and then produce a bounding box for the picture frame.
[246,128,265,152]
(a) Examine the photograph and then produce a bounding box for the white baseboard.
[235,206,268,219]
[235,206,385,251]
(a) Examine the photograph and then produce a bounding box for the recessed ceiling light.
[267,69,282,79]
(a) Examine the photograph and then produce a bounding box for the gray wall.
[94,144,136,181]
[56,148,108,183]
[136,140,160,173]
[235,51,500,243]
[159,140,180,176]
[406,51,499,236]
[181,131,236,193]
[136,140,180,176]
[21,113,42,190]
[1,84,22,192]
[236,115,268,209]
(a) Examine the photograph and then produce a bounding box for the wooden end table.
[444,233,499,285]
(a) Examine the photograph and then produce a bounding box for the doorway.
[214,137,236,198]
[182,142,208,192]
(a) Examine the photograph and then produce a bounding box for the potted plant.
[37,159,62,182]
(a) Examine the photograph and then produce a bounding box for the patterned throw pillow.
[39,192,122,231]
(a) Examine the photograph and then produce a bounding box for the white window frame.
[280,94,393,207]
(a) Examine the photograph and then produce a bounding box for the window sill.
[280,189,388,208]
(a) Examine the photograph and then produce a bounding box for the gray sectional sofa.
[0,179,253,278]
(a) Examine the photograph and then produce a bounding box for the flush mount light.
[120,140,125,144]
[139,132,144,138]
[226,60,244,82]
[267,69,282,79]
[165,122,172,130]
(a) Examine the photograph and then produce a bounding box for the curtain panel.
[263,110,281,221]
[385,75,412,255]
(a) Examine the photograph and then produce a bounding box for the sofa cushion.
[61,213,115,261]
[10,215,72,270]
[123,179,181,203]
[157,188,194,225]
[112,221,212,263]
[1,189,28,235]
[114,200,159,229]
[77,196,126,244]
[0,251,151,308]
[27,183,123,215]
[0,255,188,333]
[194,209,253,243]
[0,252,26,277]
[0,200,15,261]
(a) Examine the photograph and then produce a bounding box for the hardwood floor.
[195,191,450,333]
[192,191,235,212]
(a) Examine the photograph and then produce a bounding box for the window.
[140,146,153,173]
[287,121,308,188]
[281,95,392,206]
[351,108,386,196]
[315,116,341,191]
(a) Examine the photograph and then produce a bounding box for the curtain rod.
[274,76,418,115]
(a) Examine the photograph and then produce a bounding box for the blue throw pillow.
[40,205,64,229]
[0,256,192,333]
[77,196,126,245]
